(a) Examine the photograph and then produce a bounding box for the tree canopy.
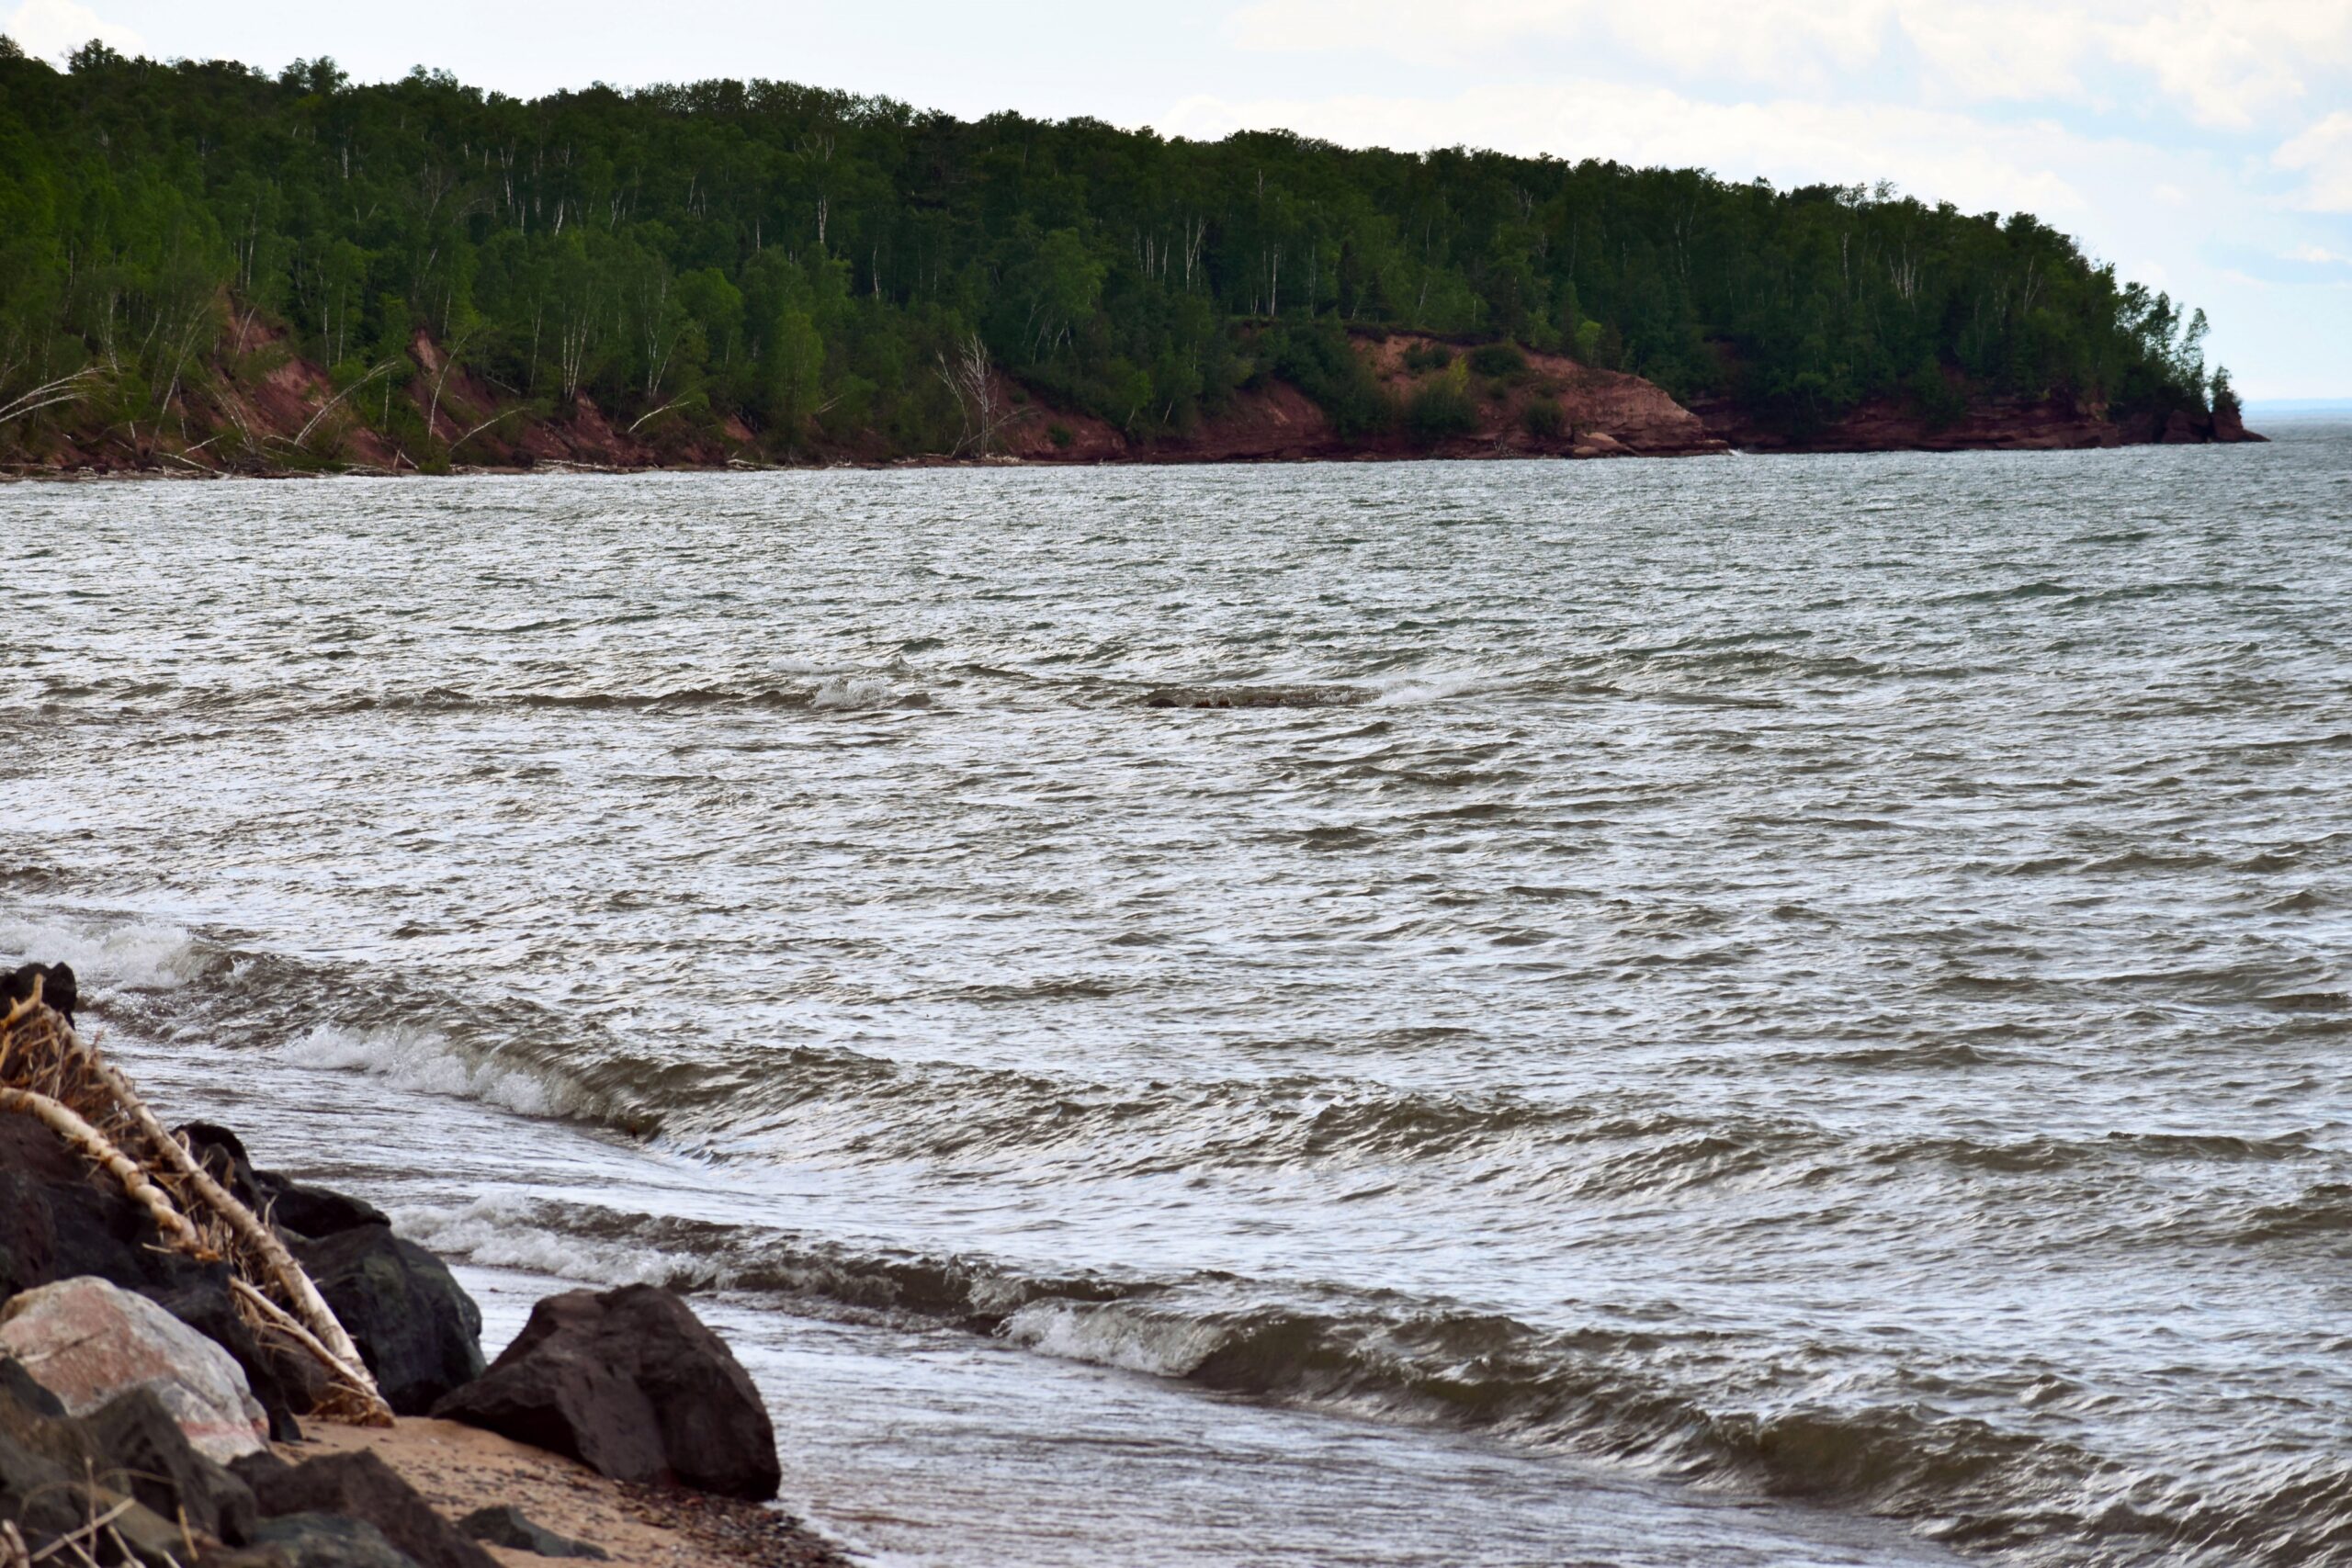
[0,42,2226,458]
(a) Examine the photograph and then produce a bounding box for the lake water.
[5,429,2348,1566]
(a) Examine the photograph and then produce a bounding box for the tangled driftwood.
[0,981,392,1425]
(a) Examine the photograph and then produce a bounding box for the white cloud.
[2276,112,2352,212]
[1891,6,2096,102]
[4,0,141,59]
[2284,243,2352,264]
[1227,0,2352,129]
[1230,0,1896,84]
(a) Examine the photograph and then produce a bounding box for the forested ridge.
[0,38,2237,465]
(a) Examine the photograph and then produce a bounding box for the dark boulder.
[265,1177,391,1240]
[458,1505,610,1560]
[2,962,75,1026]
[0,1357,63,1417]
[5,1110,478,1422]
[176,1125,390,1239]
[81,1386,259,1545]
[171,1125,468,1414]
[432,1284,780,1501]
[249,1513,422,1568]
[176,1123,267,1213]
[240,1450,495,1568]
[0,1115,204,1300]
[0,1355,215,1565]
[289,1227,484,1416]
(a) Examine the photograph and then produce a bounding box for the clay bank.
[3,327,2259,482]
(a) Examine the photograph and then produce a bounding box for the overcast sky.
[10,0,2348,399]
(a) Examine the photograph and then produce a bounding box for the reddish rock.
[2211,406,2264,443]
[1690,389,2265,453]
[0,1276,269,1461]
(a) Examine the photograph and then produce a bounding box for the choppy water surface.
[5,430,2349,1566]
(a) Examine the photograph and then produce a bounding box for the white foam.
[812,674,897,710]
[282,1021,572,1117]
[394,1196,695,1287]
[1372,671,1487,705]
[0,918,204,992]
[1001,1300,1226,1380]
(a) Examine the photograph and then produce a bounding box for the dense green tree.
[0,41,2218,457]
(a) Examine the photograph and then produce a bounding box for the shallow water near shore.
[5,432,2349,1565]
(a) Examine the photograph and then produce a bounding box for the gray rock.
[242,1449,497,1568]
[458,1505,610,1559]
[251,1512,423,1568]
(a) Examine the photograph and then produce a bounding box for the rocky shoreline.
[0,971,853,1568]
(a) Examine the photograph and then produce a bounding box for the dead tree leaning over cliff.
[935,333,1021,457]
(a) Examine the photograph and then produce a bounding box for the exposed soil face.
[1,314,2256,479]
[986,333,1729,465]
[1687,390,2267,454]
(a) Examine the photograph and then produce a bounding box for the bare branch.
[288,359,400,448]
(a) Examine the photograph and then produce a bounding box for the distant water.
[5,428,2348,1567]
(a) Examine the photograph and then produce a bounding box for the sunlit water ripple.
[5,429,2349,1566]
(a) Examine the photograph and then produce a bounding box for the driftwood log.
[0,981,392,1424]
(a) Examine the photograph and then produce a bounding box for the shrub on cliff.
[1521,398,1566,439]
[1406,382,1480,444]
[1262,321,1394,437]
[1466,343,1529,378]
[1905,358,1969,431]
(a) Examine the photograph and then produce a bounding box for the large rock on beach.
[80,1385,261,1544]
[0,1114,320,1439]
[236,1449,497,1568]
[1,962,76,1026]
[180,1123,392,1239]
[292,1226,485,1416]
[433,1283,781,1501]
[0,1115,200,1298]
[0,1354,251,1562]
[0,1275,270,1460]
[247,1512,424,1568]
[178,1122,485,1416]
[458,1505,610,1560]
